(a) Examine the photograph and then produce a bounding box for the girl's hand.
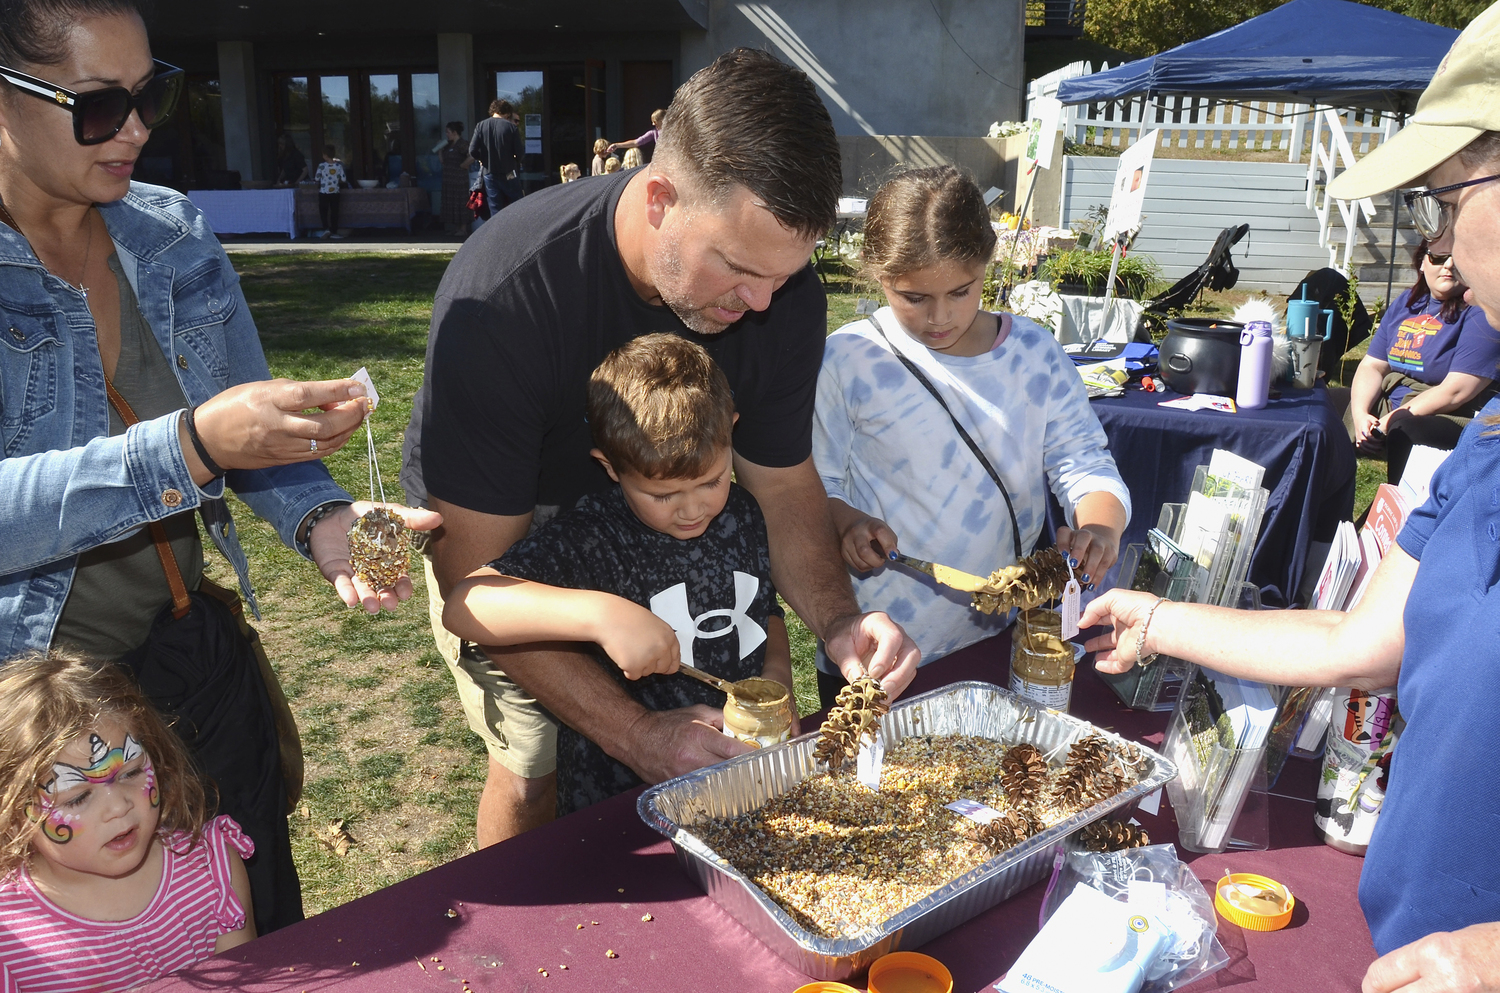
[837,513,900,573]
[1079,589,1163,672]
[1054,523,1121,589]
[594,598,681,680]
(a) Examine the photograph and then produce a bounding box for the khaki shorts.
[424,555,558,778]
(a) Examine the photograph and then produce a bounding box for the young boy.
[313,144,347,239]
[444,334,795,814]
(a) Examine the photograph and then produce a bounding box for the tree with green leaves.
[1085,0,1486,57]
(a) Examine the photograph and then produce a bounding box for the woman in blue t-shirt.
[1347,241,1500,482]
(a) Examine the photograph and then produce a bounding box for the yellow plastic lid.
[1215,872,1295,931]
[791,984,861,993]
[867,951,954,993]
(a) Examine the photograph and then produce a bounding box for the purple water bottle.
[1237,320,1273,410]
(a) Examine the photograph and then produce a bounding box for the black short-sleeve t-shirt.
[492,483,783,813]
[400,169,827,515]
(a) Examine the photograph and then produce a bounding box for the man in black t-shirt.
[402,49,920,847]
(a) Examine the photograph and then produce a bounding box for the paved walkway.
[220,232,463,255]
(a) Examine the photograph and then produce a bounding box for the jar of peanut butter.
[721,677,794,748]
[1010,608,1078,711]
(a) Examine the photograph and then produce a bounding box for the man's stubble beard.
[649,223,742,336]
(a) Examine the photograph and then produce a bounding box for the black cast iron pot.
[1158,318,1244,396]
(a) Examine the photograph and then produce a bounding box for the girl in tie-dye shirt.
[812,167,1129,680]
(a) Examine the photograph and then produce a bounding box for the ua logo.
[649,572,767,669]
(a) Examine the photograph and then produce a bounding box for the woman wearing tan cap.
[1080,4,1500,990]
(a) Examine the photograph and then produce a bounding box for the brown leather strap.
[103,378,193,620]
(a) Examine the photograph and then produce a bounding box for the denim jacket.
[0,182,351,656]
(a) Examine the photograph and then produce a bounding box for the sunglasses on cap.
[0,59,183,145]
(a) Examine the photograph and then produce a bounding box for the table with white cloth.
[187,189,298,239]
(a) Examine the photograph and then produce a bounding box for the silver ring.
[309,438,318,452]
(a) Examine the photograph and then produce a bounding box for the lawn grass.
[228,254,1375,916]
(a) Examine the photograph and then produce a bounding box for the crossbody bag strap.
[102,379,193,620]
[867,313,1028,559]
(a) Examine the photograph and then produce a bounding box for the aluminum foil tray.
[637,680,1177,980]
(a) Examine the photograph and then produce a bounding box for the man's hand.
[1363,923,1500,993]
[618,705,752,783]
[824,611,920,698]
[311,502,443,613]
[594,599,681,680]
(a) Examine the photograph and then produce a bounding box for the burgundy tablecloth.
[149,638,1376,992]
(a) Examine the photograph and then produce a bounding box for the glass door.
[411,73,442,212]
[319,75,352,170]
[368,73,402,186]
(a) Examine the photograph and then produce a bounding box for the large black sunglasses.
[1403,173,1500,241]
[0,59,182,145]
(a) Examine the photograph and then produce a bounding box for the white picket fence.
[1031,60,1408,272]
[1028,60,1400,164]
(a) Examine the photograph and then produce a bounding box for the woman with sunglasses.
[0,0,438,936]
[1346,241,1500,483]
[1082,5,1500,991]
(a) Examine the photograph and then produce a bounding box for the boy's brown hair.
[0,651,210,880]
[861,165,997,282]
[588,334,735,480]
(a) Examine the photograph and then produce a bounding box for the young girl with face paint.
[0,652,256,990]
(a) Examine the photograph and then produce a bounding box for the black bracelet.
[295,500,352,559]
[184,406,228,479]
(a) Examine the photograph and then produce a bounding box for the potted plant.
[1038,248,1161,300]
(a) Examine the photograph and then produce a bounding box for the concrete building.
[141,0,1026,210]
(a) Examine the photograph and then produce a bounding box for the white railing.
[1305,108,1384,272]
[1036,63,1397,165]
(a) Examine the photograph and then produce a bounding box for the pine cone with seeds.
[971,547,1072,614]
[965,808,1041,852]
[1079,819,1151,852]
[347,507,412,592]
[1000,743,1049,810]
[815,677,889,771]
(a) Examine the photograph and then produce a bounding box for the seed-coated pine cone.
[1079,819,1151,852]
[965,808,1042,852]
[815,677,889,771]
[1064,733,1113,774]
[971,547,1072,614]
[1001,743,1049,809]
[347,507,412,592]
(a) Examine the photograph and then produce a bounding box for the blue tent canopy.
[1055,0,1458,113]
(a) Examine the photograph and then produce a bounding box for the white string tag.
[351,367,386,505]
[856,733,885,792]
[1060,557,1081,640]
[351,366,380,412]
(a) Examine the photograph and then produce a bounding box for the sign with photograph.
[1025,95,1063,170]
[1104,129,1160,240]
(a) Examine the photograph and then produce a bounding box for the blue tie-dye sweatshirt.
[812,309,1130,665]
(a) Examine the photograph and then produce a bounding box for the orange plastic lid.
[791,984,861,993]
[867,951,954,993]
[1215,872,1295,931]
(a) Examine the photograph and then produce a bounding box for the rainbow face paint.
[26,733,150,845]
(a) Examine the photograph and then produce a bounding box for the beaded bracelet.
[184,406,227,479]
[294,501,352,560]
[1134,596,1167,668]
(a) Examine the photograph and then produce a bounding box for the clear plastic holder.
[1163,664,1275,854]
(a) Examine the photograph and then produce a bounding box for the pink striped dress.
[0,815,253,993]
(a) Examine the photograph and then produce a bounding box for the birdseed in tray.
[692,732,1146,938]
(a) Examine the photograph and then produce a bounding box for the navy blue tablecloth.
[1060,384,1356,607]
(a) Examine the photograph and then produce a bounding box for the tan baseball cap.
[1329,1,1500,200]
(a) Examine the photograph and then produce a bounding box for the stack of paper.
[1398,445,1450,508]
[1169,667,1279,851]
[1311,521,1362,611]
